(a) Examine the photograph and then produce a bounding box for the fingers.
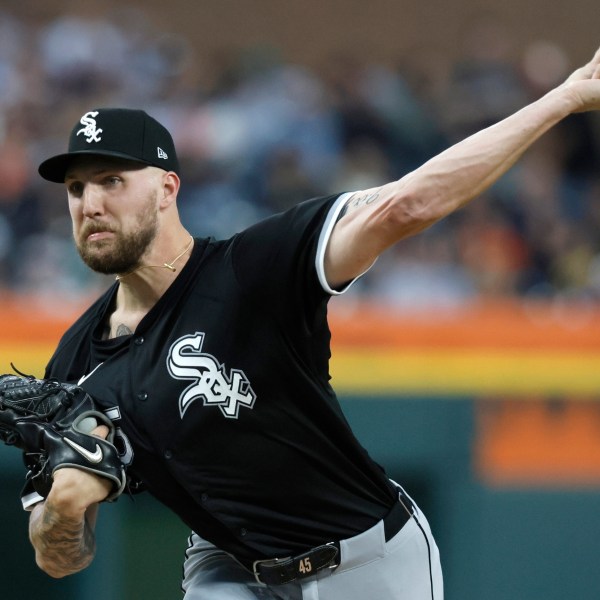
[90,424,109,439]
[77,415,109,438]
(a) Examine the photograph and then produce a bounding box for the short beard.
[76,205,158,275]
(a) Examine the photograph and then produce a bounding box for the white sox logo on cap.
[77,111,103,143]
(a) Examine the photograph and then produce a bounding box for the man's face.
[65,156,163,275]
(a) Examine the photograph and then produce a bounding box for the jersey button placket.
[134,336,145,346]
[137,392,148,402]
[164,449,173,460]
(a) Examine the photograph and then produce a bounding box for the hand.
[561,46,600,112]
[46,424,113,517]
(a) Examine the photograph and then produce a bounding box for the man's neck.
[106,233,194,338]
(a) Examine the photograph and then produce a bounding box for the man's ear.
[160,171,180,209]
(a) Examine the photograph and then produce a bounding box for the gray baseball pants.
[181,489,443,600]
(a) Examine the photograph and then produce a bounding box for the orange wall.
[328,300,600,395]
[1,295,598,393]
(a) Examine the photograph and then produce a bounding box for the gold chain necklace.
[115,235,194,281]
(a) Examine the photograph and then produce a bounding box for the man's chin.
[84,261,122,275]
[79,251,135,275]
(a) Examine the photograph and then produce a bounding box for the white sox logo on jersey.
[76,111,103,143]
[167,332,257,419]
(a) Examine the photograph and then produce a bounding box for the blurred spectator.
[441,12,528,142]
[362,229,477,310]
[456,200,531,297]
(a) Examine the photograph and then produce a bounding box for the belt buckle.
[252,557,283,585]
[252,558,280,585]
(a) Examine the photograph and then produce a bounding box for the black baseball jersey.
[41,193,398,568]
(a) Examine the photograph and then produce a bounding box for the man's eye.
[68,182,84,196]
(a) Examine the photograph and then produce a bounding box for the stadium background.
[1,0,600,598]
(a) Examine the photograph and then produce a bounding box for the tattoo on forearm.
[32,504,95,575]
[348,192,380,210]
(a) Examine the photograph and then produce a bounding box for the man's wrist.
[544,83,585,116]
[46,481,89,521]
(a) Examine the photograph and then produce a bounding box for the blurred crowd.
[1,5,599,312]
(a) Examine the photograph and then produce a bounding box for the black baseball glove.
[0,372,126,502]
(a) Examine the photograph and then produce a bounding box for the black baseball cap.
[38,108,180,183]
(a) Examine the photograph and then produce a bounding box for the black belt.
[252,488,414,586]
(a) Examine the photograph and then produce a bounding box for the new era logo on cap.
[38,108,180,183]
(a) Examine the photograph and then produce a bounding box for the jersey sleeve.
[314,192,363,295]
[231,192,363,305]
